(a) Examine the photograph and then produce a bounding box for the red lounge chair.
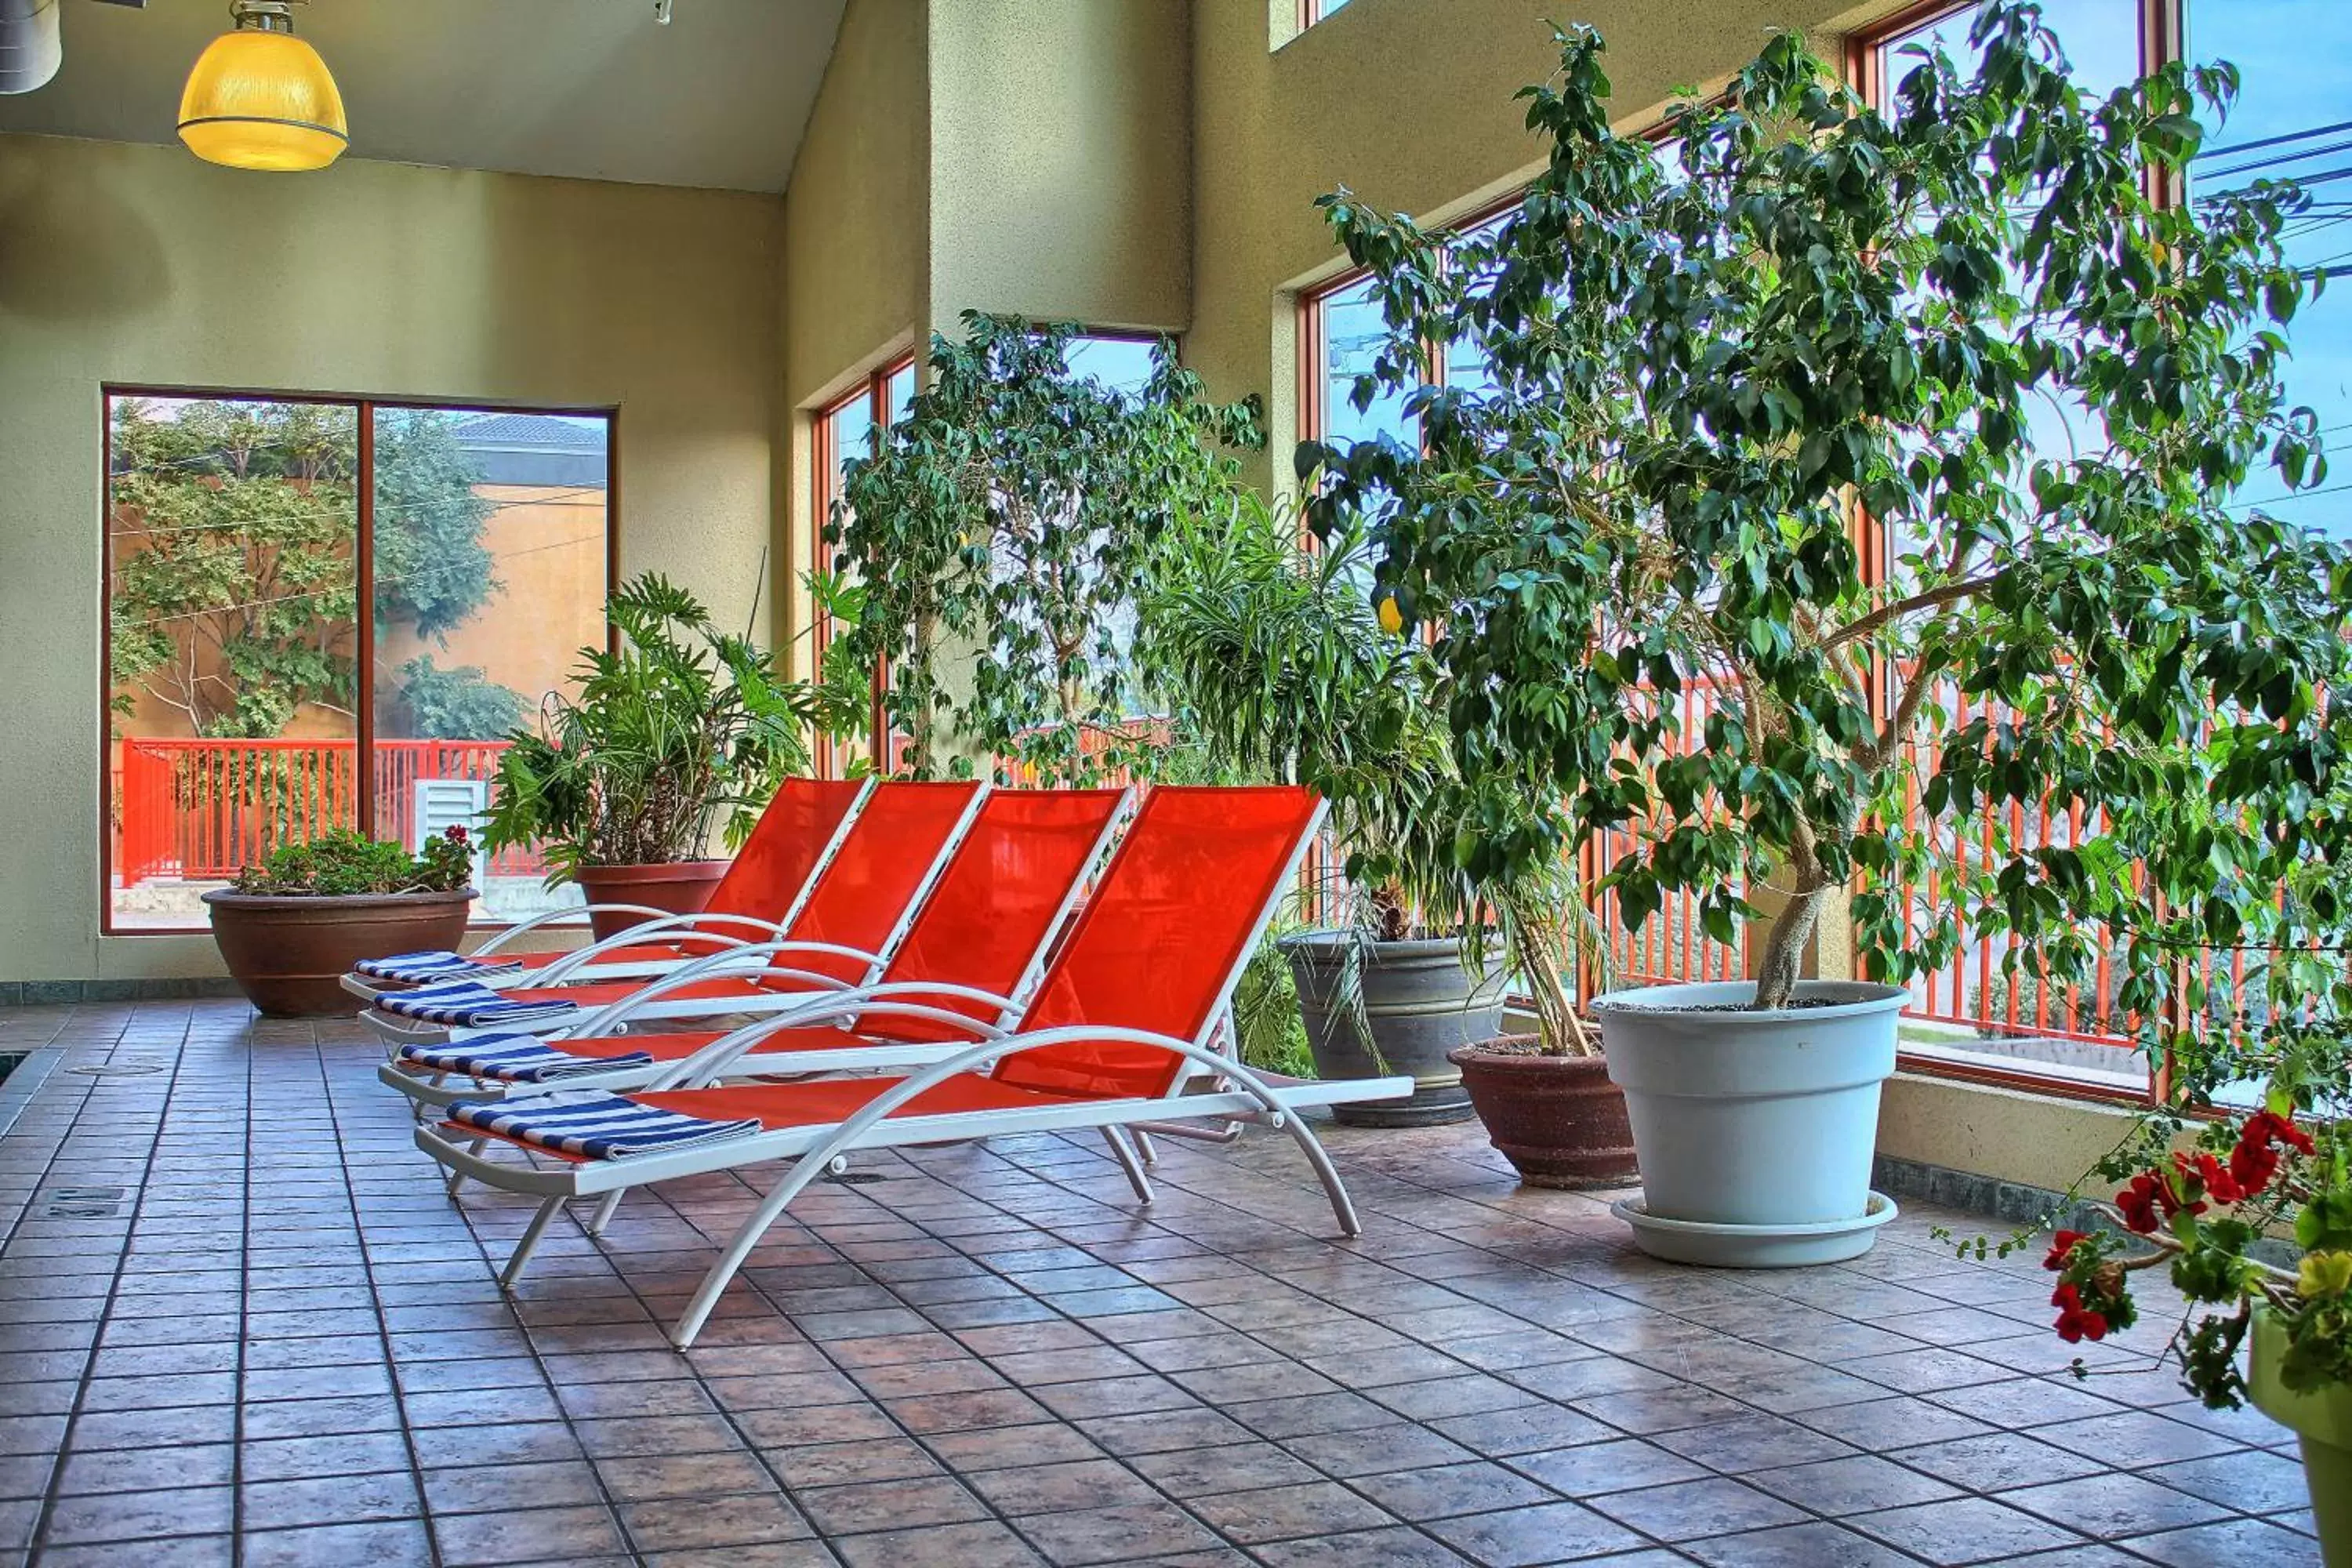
[413,786,1412,1348]
[377,786,1133,1109]
[339,775,867,1000]
[359,780,985,1045]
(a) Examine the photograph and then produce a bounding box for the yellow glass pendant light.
[177,1,347,172]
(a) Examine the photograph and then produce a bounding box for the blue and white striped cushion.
[354,949,524,983]
[396,1035,652,1083]
[448,1091,761,1160]
[375,980,578,1028]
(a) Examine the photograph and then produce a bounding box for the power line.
[2194,118,2352,163]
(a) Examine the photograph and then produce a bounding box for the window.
[1301,139,1687,455]
[1299,0,1352,27]
[105,391,614,932]
[810,358,916,776]
[1853,0,2350,1095]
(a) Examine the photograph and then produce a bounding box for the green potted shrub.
[480,572,835,940]
[204,826,474,1017]
[828,314,1261,784]
[1305,5,2348,1258]
[1146,495,1625,1167]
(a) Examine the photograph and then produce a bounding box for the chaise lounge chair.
[358,779,986,1045]
[340,775,867,1001]
[412,785,1411,1348]
[376,785,1134,1109]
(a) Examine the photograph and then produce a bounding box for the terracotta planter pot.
[1449,1036,1639,1189]
[572,860,730,942]
[203,887,474,1018]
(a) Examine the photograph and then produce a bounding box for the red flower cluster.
[2227,1110,2314,1196]
[2115,1169,2194,1233]
[443,825,470,843]
[2050,1281,2108,1343]
[2113,1110,2313,1232]
[2172,1149,2241,1206]
[2042,1229,2089,1271]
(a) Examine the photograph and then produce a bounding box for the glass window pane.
[2190,0,2352,539]
[1318,275,1416,449]
[107,395,358,930]
[884,362,916,429]
[1864,1,2148,1087]
[1062,336,1160,397]
[369,408,611,925]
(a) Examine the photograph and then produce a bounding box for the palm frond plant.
[1142,491,1603,1142]
[480,572,830,882]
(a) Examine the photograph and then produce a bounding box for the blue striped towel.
[354,949,524,984]
[375,980,578,1028]
[396,1035,652,1083]
[447,1091,762,1160]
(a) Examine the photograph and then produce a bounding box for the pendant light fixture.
[177,0,347,172]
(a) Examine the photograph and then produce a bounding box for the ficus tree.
[1303,5,2352,1015]
[829,313,1262,784]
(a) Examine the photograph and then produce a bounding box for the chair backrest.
[703,777,866,920]
[773,781,986,984]
[992,786,1323,1102]
[867,788,1132,1042]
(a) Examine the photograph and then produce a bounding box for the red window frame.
[99,386,619,935]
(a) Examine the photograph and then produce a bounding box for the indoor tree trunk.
[1751,883,1829,1011]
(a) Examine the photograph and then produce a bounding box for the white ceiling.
[0,0,848,194]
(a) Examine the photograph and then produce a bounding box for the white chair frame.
[410,797,1399,1348]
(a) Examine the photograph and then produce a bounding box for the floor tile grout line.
[308,1025,463,1567]
[24,1003,198,1562]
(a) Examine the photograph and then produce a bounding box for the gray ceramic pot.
[1281,931,1504,1127]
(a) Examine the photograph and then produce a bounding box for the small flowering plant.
[2045,1053,2351,1409]
[234,825,476,897]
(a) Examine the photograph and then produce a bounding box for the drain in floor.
[822,1171,887,1185]
[41,1185,127,1219]
[65,1062,168,1078]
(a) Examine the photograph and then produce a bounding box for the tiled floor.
[0,999,2321,1567]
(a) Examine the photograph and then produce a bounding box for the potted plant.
[1145,494,1626,1167]
[1305,6,2347,1257]
[205,826,474,1017]
[829,313,1261,786]
[480,572,829,940]
[2038,1099,2350,1563]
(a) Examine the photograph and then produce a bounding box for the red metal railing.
[114,737,541,886]
[1570,670,2139,1057]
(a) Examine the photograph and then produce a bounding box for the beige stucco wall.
[0,132,782,982]
[927,0,1192,336]
[778,0,931,666]
[1191,0,1903,487]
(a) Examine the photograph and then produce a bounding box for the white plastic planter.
[1591,979,1909,1265]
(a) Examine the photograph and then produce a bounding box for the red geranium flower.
[2114,1171,2168,1234]
[2227,1110,2315,1196]
[2050,1282,2109,1344]
[2042,1229,2089,1271]
[2173,1150,2242,1207]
